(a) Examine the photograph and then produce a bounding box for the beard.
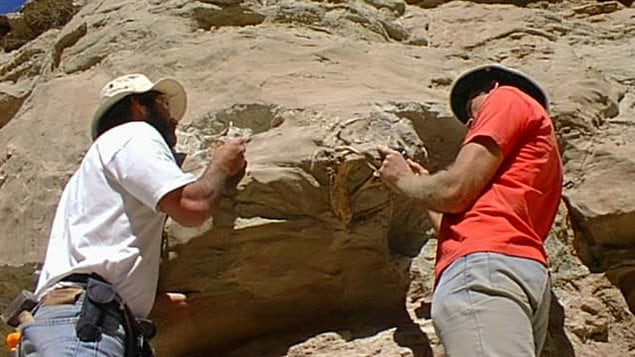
[145,104,177,148]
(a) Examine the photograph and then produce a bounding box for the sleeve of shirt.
[463,87,529,157]
[103,125,197,212]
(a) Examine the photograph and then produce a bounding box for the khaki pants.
[431,252,551,357]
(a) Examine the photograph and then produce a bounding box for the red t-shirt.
[435,86,563,281]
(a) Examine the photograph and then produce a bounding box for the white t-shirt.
[35,122,196,317]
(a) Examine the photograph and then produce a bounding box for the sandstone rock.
[0,0,634,355]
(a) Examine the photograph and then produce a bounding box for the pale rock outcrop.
[0,0,633,356]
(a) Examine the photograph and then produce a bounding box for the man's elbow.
[170,208,213,227]
[440,187,475,214]
[443,201,470,214]
[168,200,216,227]
[159,188,218,227]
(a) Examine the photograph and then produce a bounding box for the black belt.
[62,273,108,285]
[61,273,155,357]
[61,274,125,337]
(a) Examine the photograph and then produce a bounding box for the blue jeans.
[431,252,551,357]
[19,296,126,357]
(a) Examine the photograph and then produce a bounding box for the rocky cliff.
[0,0,633,356]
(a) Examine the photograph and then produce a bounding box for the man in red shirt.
[377,64,562,356]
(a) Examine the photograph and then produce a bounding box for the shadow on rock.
[393,319,433,357]
[541,290,574,357]
[214,308,433,357]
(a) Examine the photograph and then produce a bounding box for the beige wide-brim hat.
[91,73,187,140]
[449,64,548,124]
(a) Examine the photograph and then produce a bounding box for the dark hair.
[464,80,497,120]
[466,80,497,100]
[95,91,161,138]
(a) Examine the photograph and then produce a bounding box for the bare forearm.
[398,171,468,213]
[165,163,229,227]
[182,163,228,214]
[161,138,246,227]
[379,141,503,215]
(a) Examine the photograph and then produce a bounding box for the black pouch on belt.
[76,278,119,342]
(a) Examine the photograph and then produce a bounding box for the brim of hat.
[449,64,548,123]
[152,78,187,122]
[90,77,187,140]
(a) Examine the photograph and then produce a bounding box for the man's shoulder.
[92,122,167,162]
[99,122,159,142]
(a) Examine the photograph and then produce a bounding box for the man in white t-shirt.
[19,74,246,357]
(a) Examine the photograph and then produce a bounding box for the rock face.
[0,0,634,356]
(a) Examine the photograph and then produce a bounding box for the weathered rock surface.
[0,0,633,356]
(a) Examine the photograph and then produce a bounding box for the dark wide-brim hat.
[449,64,549,123]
